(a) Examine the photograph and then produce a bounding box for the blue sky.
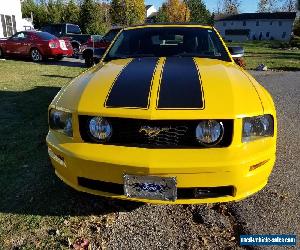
[145,0,259,13]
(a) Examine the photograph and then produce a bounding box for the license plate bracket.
[124,175,177,201]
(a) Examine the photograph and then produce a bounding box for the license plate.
[124,175,177,201]
[59,40,67,50]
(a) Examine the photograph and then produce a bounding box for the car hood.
[53,57,264,119]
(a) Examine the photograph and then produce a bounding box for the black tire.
[30,48,43,62]
[0,47,3,58]
[85,55,94,67]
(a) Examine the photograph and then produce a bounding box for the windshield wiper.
[172,52,222,58]
[131,54,156,58]
[104,56,129,62]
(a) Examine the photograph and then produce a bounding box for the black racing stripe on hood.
[157,57,204,109]
[105,57,159,109]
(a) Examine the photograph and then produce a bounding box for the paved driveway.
[98,71,300,249]
[229,71,300,248]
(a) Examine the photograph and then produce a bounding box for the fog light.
[48,148,66,167]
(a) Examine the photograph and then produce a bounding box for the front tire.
[31,48,43,62]
[85,55,94,67]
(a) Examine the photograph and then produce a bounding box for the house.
[214,12,297,41]
[0,0,34,38]
[146,5,158,23]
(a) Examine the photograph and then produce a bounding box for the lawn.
[228,40,300,71]
[0,59,136,249]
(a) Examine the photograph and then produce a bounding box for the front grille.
[78,177,235,199]
[79,117,233,148]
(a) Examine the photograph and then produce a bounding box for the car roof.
[124,23,213,30]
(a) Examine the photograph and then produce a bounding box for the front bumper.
[46,130,276,204]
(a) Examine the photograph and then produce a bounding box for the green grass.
[0,60,138,249]
[228,40,300,71]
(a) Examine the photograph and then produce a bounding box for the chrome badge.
[139,126,171,138]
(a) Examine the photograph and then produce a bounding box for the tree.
[21,0,36,18]
[279,0,297,11]
[185,0,213,24]
[47,0,64,23]
[156,3,169,22]
[110,0,145,26]
[221,0,241,14]
[156,0,190,23]
[257,0,279,12]
[63,0,80,24]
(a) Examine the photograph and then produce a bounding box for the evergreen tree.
[185,0,212,24]
[80,0,97,33]
[63,0,80,24]
[156,3,168,22]
[47,0,64,23]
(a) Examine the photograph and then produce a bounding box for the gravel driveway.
[90,71,299,249]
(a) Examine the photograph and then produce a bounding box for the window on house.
[266,32,270,38]
[270,21,273,25]
[231,22,234,25]
[279,21,282,26]
[223,22,226,27]
[0,14,17,37]
[243,21,246,26]
[5,15,13,37]
[282,32,286,38]
[256,21,259,26]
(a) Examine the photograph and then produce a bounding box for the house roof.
[216,12,297,21]
[146,5,153,10]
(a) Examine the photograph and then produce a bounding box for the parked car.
[80,35,103,67]
[0,31,73,61]
[47,24,277,204]
[81,27,122,67]
[41,23,91,56]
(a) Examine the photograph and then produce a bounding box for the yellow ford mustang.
[46,24,277,204]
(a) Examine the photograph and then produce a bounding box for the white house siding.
[0,0,23,38]
[146,5,157,18]
[215,19,294,41]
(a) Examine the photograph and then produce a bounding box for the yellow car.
[46,24,277,204]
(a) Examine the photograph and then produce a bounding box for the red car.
[0,31,73,62]
[81,28,122,67]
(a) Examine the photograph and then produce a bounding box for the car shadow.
[0,87,142,217]
[42,58,86,68]
[1,57,86,68]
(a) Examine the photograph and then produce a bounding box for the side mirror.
[228,46,244,58]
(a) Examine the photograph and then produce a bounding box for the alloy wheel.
[31,49,42,62]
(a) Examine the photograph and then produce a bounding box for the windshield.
[105,27,231,61]
[36,32,57,40]
[103,29,121,42]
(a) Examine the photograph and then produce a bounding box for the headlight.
[88,117,112,142]
[242,114,274,142]
[195,120,224,146]
[49,109,73,137]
